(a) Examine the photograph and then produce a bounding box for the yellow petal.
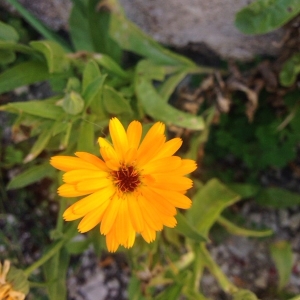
[105,228,120,252]
[161,215,177,228]
[127,120,142,149]
[75,152,107,170]
[76,178,112,192]
[100,196,121,235]
[63,169,108,184]
[142,156,182,174]
[63,204,84,221]
[124,148,138,164]
[150,187,192,209]
[58,184,91,197]
[115,199,130,245]
[150,174,193,191]
[172,159,197,175]
[141,186,176,216]
[138,195,163,231]
[141,226,156,243]
[151,138,182,160]
[123,223,136,248]
[137,134,166,166]
[109,117,128,158]
[78,201,110,233]
[50,156,99,171]
[127,193,144,232]
[72,186,114,215]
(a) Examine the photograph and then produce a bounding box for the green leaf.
[77,116,95,153]
[0,40,34,54]
[30,40,69,73]
[6,0,71,51]
[235,0,300,35]
[270,240,293,290]
[227,183,261,199]
[87,0,122,63]
[24,121,56,162]
[66,237,91,255]
[7,266,29,295]
[43,247,70,300]
[93,53,129,79]
[135,60,167,81]
[232,289,259,300]
[0,21,19,41]
[109,3,195,66]
[155,283,183,300]
[82,75,107,108]
[135,75,204,130]
[0,60,50,95]
[2,97,64,120]
[158,70,188,102]
[217,216,273,237]
[0,50,16,64]
[128,275,147,300]
[175,212,207,243]
[187,179,240,238]
[103,85,133,115]
[69,0,94,51]
[6,162,55,190]
[279,53,300,87]
[82,60,101,93]
[255,187,300,208]
[62,91,85,115]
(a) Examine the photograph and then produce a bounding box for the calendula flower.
[0,261,26,300]
[50,118,196,252]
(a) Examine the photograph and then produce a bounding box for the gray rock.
[1,0,285,61]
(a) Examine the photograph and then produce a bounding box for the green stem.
[199,243,238,294]
[5,0,72,52]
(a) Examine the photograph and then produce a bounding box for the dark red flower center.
[112,165,140,193]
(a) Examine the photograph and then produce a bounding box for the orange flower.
[50,118,196,252]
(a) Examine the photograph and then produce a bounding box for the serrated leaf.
[109,3,195,66]
[235,0,300,35]
[135,75,204,130]
[2,97,64,120]
[30,40,69,73]
[0,60,49,95]
[6,162,55,190]
[0,21,19,41]
[187,179,240,238]
[279,53,300,87]
[175,212,207,242]
[270,240,293,290]
[103,85,132,115]
[255,187,300,208]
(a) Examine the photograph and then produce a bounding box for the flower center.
[112,165,141,193]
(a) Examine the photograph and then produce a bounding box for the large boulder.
[1,0,284,61]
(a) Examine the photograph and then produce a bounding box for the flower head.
[0,261,26,300]
[50,118,196,252]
